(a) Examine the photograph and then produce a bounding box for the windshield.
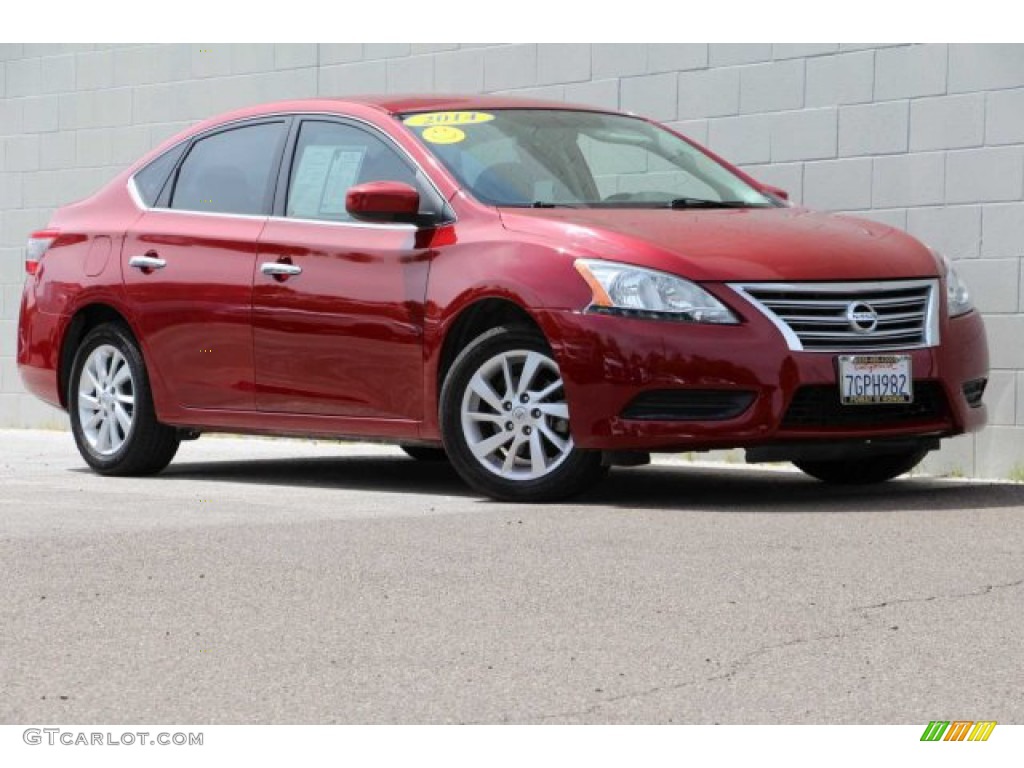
[400,109,775,209]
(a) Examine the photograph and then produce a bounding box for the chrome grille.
[729,279,940,352]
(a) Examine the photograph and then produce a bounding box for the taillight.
[26,230,59,275]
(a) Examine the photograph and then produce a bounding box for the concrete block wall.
[1,43,1022,479]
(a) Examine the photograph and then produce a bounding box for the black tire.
[440,325,606,502]
[794,448,929,485]
[400,444,449,462]
[69,322,180,476]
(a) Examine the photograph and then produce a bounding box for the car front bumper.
[539,305,989,453]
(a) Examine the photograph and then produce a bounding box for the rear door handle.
[128,254,167,271]
[260,262,302,278]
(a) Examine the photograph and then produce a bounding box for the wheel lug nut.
[531,408,541,419]
[505,421,514,431]
[523,426,532,435]
[520,394,529,403]
[503,402,512,411]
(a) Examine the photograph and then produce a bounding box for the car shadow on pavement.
[155,455,476,497]
[581,464,1024,513]
[132,455,1024,513]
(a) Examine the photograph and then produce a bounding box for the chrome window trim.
[728,279,941,352]
[268,214,416,232]
[126,176,148,210]
[128,177,417,231]
[124,187,270,223]
[126,110,453,232]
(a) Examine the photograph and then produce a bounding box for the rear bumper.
[539,307,988,452]
[17,284,66,409]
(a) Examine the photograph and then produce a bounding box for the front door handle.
[260,262,303,278]
[128,254,167,271]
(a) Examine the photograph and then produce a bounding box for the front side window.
[170,122,285,215]
[401,109,774,209]
[286,120,425,223]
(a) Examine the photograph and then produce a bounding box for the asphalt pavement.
[1,429,1022,724]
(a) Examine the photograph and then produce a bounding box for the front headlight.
[941,254,974,317]
[574,259,739,324]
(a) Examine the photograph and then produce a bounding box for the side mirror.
[346,181,421,223]
[760,183,789,202]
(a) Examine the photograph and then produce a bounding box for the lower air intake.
[781,382,948,429]
[621,390,756,421]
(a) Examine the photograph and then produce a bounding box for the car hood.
[498,206,940,282]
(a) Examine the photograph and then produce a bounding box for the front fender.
[420,236,590,439]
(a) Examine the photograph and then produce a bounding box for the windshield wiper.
[494,201,578,209]
[667,198,758,209]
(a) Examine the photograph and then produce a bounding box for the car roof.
[186,94,622,132]
[340,94,618,114]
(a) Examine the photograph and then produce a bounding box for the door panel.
[253,118,442,420]
[122,211,264,410]
[253,221,429,419]
[121,118,287,412]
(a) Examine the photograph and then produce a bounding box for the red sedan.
[17,96,989,501]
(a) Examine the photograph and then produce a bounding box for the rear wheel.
[440,325,605,502]
[400,444,449,462]
[793,448,929,485]
[69,323,179,476]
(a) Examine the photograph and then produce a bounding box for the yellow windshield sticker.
[404,111,495,127]
[421,125,466,144]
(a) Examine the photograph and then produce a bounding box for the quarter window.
[170,122,285,215]
[286,121,422,222]
[133,143,187,207]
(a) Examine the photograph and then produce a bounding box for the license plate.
[838,355,913,405]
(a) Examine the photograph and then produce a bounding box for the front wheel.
[440,325,606,502]
[69,323,180,476]
[793,448,929,485]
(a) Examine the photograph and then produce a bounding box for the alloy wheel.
[77,343,135,455]
[459,349,573,480]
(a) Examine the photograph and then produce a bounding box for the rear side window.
[170,122,285,215]
[133,143,186,207]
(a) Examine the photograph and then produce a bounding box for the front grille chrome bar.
[728,279,941,352]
